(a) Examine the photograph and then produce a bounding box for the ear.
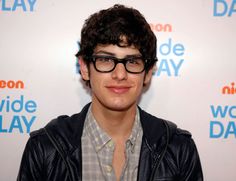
[78,56,90,81]
[143,65,156,86]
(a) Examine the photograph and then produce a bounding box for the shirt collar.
[84,106,142,152]
[127,108,142,151]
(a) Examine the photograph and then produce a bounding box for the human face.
[79,44,153,112]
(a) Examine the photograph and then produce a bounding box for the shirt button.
[95,145,101,151]
[105,165,113,173]
[107,140,114,148]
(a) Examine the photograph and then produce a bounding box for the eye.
[127,58,143,65]
[96,56,114,63]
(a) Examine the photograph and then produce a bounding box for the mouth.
[106,85,131,94]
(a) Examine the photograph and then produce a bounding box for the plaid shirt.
[81,106,143,181]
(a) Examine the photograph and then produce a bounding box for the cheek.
[132,75,145,91]
[89,66,99,84]
[136,73,146,84]
[90,74,101,89]
[89,71,107,90]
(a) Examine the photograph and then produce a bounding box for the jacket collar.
[44,103,175,154]
[44,103,90,154]
[138,107,168,146]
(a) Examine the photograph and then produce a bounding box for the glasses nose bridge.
[111,58,129,74]
[114,58,127,69]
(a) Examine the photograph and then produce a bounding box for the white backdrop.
[0,0,236,180]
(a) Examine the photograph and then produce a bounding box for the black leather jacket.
[17,103,203,181]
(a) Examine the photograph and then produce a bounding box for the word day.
[0,0,37,12]
[214,0,236,17]
[0,115,36,133]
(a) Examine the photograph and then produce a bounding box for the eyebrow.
[94,50,115,56]
[93,50,142,58]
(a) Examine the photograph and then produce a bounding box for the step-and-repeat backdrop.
[0,0,235,180]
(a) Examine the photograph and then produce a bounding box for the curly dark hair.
[76,4,157,81]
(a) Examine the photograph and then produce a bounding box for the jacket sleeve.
[178,137,204,181]
[17,134,45,181]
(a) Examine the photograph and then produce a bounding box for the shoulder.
[26,113,80,154]
[164,121,199,160]
[27,103,91,152]
[138,107,193,145]
[24,128,55,157]
[163,120,196,153]
[30,103,91,138]
[162,120,199,168]
[165,120,192,139]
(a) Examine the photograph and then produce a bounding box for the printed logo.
[150,23,186,77]
[210,82,236,138]
[0,80,24,89]
[222,82,236,95]
[213,0,236,17]
[0,0,37,12]
[210,105,236,138]
[0,80,37,134]
[149,23,172,33]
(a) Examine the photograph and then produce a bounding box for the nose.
[111,62,128,80]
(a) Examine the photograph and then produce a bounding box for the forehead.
[94,44,141,58]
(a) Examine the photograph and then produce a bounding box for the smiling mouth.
[106,86,131,94]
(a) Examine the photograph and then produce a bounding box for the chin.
[106,101,135,112]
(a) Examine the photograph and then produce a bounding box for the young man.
[18,4,203,181]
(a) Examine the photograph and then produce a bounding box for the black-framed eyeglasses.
[91,55,147,74]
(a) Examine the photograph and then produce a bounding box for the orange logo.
[222,82,236,95]
[0,80,24,89]
[149,23,172,32]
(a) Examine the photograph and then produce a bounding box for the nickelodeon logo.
[222,82,236,95]
[0,80,24,89]
[149,23,172,32]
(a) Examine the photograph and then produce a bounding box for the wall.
[0,0,236,180]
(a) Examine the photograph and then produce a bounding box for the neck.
[91,102,137,139]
